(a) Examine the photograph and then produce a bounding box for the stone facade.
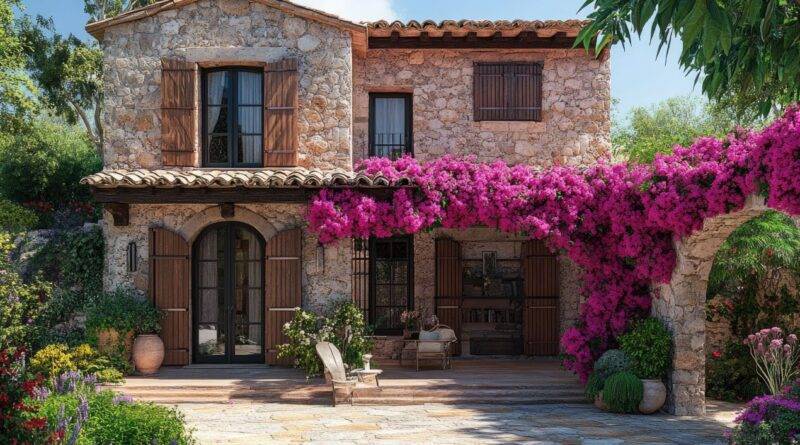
[101,0,353,170]
[653,195,768,416]
[353,49,611,167]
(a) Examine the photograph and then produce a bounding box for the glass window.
[370,236,413,332]
[203,68,263,167]
[369,93,412,159]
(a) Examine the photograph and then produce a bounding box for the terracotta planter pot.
[638,379,667,414]
[97,329,134,360]
[594,393,609,411]
[132,334,164,375]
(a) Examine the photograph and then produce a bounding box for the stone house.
[82,0,610,366]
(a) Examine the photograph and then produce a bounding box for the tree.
[18,16,103,153]
[612,95,764,163]
[0,0,37,131]
[577,0,800,117]
[84,0,157,22]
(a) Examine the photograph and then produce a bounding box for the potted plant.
[400,310,420,339]
[588,349,632,411]
[130,297,165,375]
[619,317,671,414]
[84,287,142,360]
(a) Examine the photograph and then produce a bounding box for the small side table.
[352,369,383,388]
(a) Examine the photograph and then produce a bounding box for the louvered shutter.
[264,59,299,167]
[149,227,191,365]
[435,238,462,356]
[522,240,559,356]
[473,62,542,122]
[265,228,303,365]
[161,59,197,166]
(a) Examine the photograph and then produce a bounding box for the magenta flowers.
[307,106,800,380]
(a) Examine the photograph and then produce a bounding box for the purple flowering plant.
[730,380,800,444]
[744,328,799,395]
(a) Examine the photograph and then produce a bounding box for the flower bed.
[307,106,800,379]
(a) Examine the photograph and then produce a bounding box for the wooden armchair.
[401,325,458,371]
[315,341,358,406]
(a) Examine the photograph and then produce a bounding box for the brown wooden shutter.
[161,59,197,166]
[149,227,191,365]
[265,227,302,365]
[351,239,369,314]
[473,62,542,122]
[264,59,298,167]
[522,240,559,356]
[435,238,462,356]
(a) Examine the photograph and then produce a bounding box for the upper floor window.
[203,68,263,167]
[369,93,412,158]
[473,62,542,122]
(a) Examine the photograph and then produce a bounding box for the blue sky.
[18,0,700,116]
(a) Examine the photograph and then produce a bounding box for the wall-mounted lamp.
[316,243,325,272]
[127,241,138,272]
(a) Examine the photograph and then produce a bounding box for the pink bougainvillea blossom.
[307,106,800,380]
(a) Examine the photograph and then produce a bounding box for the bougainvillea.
[307,106,800,380]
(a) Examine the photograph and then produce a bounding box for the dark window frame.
[192,222,266,364]
[201,67,264,167]
[473,61,543,122]
[368,236,414,335]
[368,93,413,158]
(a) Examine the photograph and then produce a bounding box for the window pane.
[374,241,391,259]
[237,106,262,134]
[375,285,390,306]
[237,136,262,165]
[392,241,408,259]
[372,97,407,158]
[237,71,262,105]
[392,261,407,284]
[208,135,228,164]
[374,261,390,283]
[207,106,228,134]
[197,323,225,357]
[206,71,229,106]
[391,285,407,306]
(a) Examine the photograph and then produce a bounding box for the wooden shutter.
[264,59,299,167]
[351,239,369,314]
[473,62,542,122]
[265,228,302,365]
[149,227,191,365]
[161,59,197,166]
[435,238,462,356]
[522,240,559,356]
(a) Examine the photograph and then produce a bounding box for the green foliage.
[618,318,671,380]
[578,0,800,117]
[602,371,643,414]
[28,343,124,383]
[84,287,163,337]
[593,349,631,380]
[706,341,764,402]
[0,198,38,232]
[28,225,104,294]
[612,96,763,164]
[0,233,54,349]
[0,119,100,207]
[39,390,195,444]
[278,300,374,378]
[0,0,38,132]
[585,372,604,402]
[84,0,159,22]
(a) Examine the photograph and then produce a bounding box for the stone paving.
[175,400,740,444]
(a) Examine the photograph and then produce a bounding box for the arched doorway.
[193,222,265,363]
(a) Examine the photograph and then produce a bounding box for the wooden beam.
[90,187,409,204]
[105,202,130,226]
[369,32,577,49]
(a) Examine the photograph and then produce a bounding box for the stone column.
[652,195,767,416]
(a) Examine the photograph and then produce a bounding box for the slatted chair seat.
[315,341,358,406]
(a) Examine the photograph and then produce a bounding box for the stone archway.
[651,195,769,415]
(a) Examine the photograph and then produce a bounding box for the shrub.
[618,317,671,380]
[584,372,603,402]
[84,287,163,338]
[0,198,38,232]
[38,390,194,444]
[706,341,764,402]
[27,225,104,295]
[593,349,632,380]
[602,371,643,414]
[0,348,53,445]
[744,327,799,395]
[729,380,800,445]
[28,343,124,383]
[278,300,374,377]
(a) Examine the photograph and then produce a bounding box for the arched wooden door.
[193,223,265,363]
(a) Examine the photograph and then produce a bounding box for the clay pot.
[638,379,667,414]
[132,334,164,375]
[594,392,609,411]
[97,329,134,360]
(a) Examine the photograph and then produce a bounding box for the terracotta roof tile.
[81,168,413,189]
[365,19,589,37]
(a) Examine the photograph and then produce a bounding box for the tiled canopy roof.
[365,19,589,38]
[81,169,413,189]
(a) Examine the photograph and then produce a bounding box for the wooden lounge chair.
[315,341,358,406]
[402,325,458,371]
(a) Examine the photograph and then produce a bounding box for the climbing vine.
[307,106,800,380]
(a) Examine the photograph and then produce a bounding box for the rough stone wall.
[101,203,351,314]
[653,195,768,416]
[353,49,611,167]
[101,0,353,170]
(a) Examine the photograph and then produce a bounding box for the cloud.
[290,0,398,22]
